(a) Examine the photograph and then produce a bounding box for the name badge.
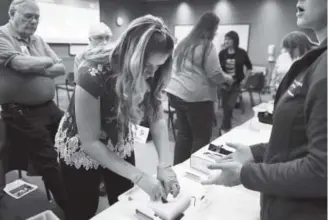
[131,124,150,144]
[20,46,30,55]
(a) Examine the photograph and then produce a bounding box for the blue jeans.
[168,94,214,165]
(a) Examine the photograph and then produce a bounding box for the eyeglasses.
[91,34,111,41]
[21,12,40,22]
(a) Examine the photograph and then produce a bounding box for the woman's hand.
[218,142,254,165]
[223,74,234,85]
[200,142,254,187]
[157,166,180,198]
[201,161,242,186]
[135,173,167,201]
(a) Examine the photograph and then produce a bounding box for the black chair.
[55,72,75,107]
[241,72,266,107]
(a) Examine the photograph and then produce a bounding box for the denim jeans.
[168,94,214,165]
[220,84,240,131]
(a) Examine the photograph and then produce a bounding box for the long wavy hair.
[82,15,174,129]
[174,11,220,72]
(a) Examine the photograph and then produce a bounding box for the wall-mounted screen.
[35,0,100,44]
[174,24,250,52]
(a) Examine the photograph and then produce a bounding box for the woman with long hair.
[165,12,233,165]
[271,31,317,93]
[55,15,180,220]
[218,31,253,134]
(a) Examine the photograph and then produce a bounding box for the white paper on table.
[149,193,191,220]
[118,185,192,220]
[183,185,260,220]
[4,179,38,199]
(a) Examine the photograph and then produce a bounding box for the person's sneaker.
[99,182,106,197]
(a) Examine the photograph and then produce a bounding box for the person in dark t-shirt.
[218,31,253,133]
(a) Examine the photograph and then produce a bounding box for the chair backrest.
[244,72,265,91]
[65,72,75,86]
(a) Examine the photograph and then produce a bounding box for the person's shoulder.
[219,48,227,55]
[311,50,327,82]
[0,23,9,32]
[31,34,48,45]
[237,47,248,54]
[74,52,83,62]
[0,23,11,37]
[78,60,112,79]
[78,60,98,74]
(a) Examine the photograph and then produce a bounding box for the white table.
[92,106,273,220]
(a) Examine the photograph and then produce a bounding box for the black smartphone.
[219,147,233,155]
[208,143,234,155]
[208,143,221,153]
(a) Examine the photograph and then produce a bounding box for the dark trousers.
[168,94,214,165]
[0,160,4,200]
[0,101,67,211]
[220,85,240,131]
[0,118,5,199]
[60,154,135,220]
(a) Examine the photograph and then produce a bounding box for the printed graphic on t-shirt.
[286,79,303,97]
[278,73,305,107]
[225,58,236,76]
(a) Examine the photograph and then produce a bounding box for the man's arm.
[44,63,66,78]
[8,55,54,74]
[240,74,327,198]
[0,33,53,75]
[249,143,267,163]
[39,37,66,78]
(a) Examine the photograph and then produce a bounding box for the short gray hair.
[8,0,37,16]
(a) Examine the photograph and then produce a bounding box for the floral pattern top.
[55,61,137,170]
